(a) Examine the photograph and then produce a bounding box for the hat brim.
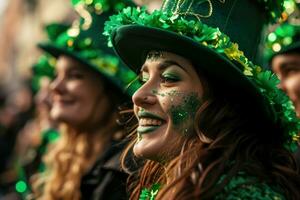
[112,25,275,124]
[278,41,300,55]
[270,41,300,63]
[38,43,129,97]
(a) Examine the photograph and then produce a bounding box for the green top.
[216,173,285,200]
[139,173,285,200]
[139,183,161,200]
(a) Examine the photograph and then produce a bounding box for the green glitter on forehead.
[169,92,201,131]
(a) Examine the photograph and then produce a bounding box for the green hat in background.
[264,20,300,64]
[38,0,140,97]
[32,23,70,93]
[104,0,300,151]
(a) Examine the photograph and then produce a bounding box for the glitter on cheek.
[169,92,201,134]
[170,105,188,126]
[152,89,181,98]
[149,89,201,134]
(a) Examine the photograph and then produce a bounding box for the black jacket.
[80,141,128,200]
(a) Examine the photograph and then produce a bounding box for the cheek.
[133,105,139,117]
[284,75,300,100]
[68,80,99,103]
[80,88,104,116]
[66,81,84,95]
[165,92,202,132]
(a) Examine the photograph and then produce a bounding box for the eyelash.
[138,73,180,85]
[160,74,180,84]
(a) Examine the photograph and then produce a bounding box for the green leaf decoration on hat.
[104,6,300,151]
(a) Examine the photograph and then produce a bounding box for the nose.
[50,76,65,95]
[132,81,157,108]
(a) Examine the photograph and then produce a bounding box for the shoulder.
[215,172,286,200]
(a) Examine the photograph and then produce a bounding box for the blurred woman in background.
[31,0,139,199]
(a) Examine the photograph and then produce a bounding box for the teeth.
[140,118,163,126]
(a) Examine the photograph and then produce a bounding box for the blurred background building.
[0,0,77,91]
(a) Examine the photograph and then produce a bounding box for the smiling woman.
[272,54,300,118]
[30,0,139,200]
[105,0,300,199]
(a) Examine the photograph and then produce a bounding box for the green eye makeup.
[161,71,181,81]
[140,72,150,83]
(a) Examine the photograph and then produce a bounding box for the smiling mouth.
[53,97,75,105]
[137,111,166,134]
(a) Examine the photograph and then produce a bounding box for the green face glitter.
[169,92,201,134]
[152,89,179,97]
[150,89,201,134]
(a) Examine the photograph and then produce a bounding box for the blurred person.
[0,82,34,198]
[265,22,300,166]
[31,0,140,200]
[12,23,70,199]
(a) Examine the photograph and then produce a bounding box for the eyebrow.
[279,61,300,70]
[141,60,187,73]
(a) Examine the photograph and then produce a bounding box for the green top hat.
[32,23,70,93]
[263,0,300,63]
[104,0,300,151]
[265,21,300,64]
[38,0,140,97]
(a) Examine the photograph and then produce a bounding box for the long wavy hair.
[31,79,126,200]
[121,71,300,200]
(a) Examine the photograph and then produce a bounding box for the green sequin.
[139,183,161,200]
[216,172,286,200]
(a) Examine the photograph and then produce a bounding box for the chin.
[133,142,144,158]
[50,107,70,123]
[133,141,163,161]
